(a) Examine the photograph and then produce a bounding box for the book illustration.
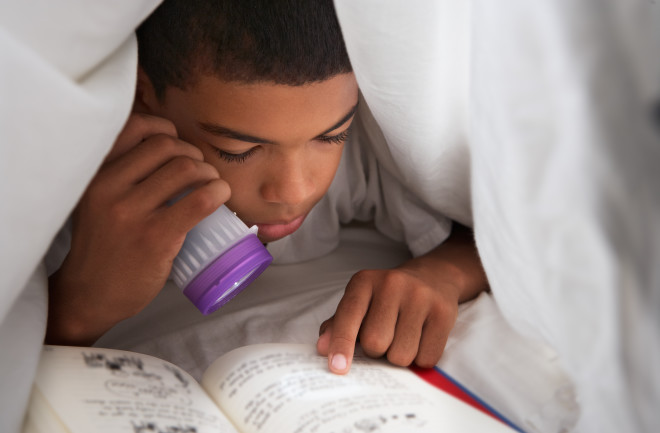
[82,351,189,387]
[296,411,427,433]
[82,351,193,404]
[27,347,238,433]
[131,420,198,433]
[274,393,431,433]
[352,412,426,431]
[83,352,146,376]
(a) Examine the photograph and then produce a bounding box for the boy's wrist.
[46,309,100,346]
[398,256,468,303]
[399,227,489,304]
[46,271,122,346]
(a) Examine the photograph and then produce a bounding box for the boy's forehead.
[180,73,357,104]
[164,73,358,137]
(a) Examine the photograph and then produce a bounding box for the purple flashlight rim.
[182,233,273,315]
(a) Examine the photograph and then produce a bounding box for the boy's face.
[140,72,358,243]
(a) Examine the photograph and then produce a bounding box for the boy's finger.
[358,291,398,359]
[161,178,231,235]
[131,156,221,210]
[387,303,425,367]
[102,134,204,187]
[326,275,373,374]
[105,113,178,163]
[414,317,449,369]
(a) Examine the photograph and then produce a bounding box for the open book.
[23,343,516,433]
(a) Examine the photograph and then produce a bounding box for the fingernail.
[331,354,347,371]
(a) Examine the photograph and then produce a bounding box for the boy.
[46,0,488,375]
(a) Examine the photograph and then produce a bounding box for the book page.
[201,343,513,433]
[22,387,69,433]
[28,345,239,433]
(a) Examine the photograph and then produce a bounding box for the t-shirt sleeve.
[349,108,453,257]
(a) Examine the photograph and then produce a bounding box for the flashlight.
[170,205,272,314]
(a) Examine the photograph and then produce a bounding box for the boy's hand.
[316,266,460,374]
[46,113,230,346]
[316,225,488,374]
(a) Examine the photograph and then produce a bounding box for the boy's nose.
[260,160,314,206]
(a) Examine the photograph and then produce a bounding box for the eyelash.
[318,129,350,145]
[210,130,349,164]
[212,147,257,164]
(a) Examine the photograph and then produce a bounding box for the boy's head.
[135,0,357,243]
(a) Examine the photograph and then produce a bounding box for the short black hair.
[137,0,353,99]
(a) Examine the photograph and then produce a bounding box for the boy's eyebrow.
[317,103,359,136]
[198,102,359,144]
[198,123,273,144]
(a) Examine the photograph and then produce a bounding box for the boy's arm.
[317,223,488,374]
[46,113,230,346]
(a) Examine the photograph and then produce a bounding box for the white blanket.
[334,1,660,432]
[0,2,161,432]
[469,3,660,433]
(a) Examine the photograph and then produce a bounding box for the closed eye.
[211,146,258,163]
[317,129,350,145]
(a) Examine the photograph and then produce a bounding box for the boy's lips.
[250,213,307,241]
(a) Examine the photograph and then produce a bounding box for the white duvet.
[1,1,658,432]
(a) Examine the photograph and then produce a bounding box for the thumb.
[316,317,334,356]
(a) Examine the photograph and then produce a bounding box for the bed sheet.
[97,226,578,433]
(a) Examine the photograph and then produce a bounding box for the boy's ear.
[134,66,160,114]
